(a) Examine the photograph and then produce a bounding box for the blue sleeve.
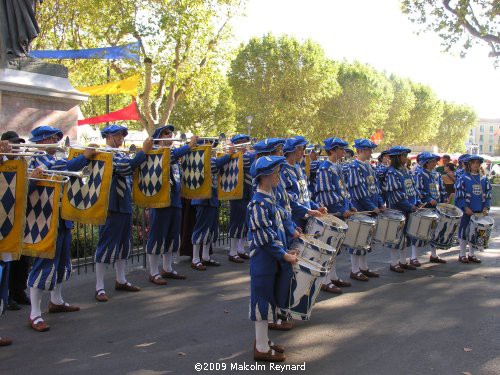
[171,145,191,161]
[113,151,146,176]
[248,203,286,260]
[215,154,231,170]
[484,178,492,209]
[64,154,89,171]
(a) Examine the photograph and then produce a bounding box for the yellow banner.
[218,151,244,201]
[0,159,28,260]
[302,154,311,177]
[77,75,139,96]
[133,148,171,208]
[61,149,113,225]
[181,145,212,200]
[22,177,64,259]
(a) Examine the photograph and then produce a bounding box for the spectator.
[435,154,450,175]
[442,163,456,201]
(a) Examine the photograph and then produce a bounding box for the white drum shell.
[286,257,327,321]
[291,236,337,270]
[304,214,348,251]
[373,209,406,246]
[430,204,463,249]
[406,209,439,241]
[467,214,494,250]
[343,214,377,250]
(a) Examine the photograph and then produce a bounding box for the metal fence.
[71,201,231,274]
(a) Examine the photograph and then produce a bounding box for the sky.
[231,0,500,120]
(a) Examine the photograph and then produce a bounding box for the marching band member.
[455,155,491,264]
[456,154,469,180]
[146,125,197,285]
[1,132,31,310]
[346,139,384,280]
[307,148,320,197]
[248,155,298,362]
[26,126,96,332]
[227,134,255,263]
[190,140,234,271]
[281,136,325,229]
[94,125,153,302]
[315,137,355,293]
[413,152,448,264]
[376,149,391,204]
[382,146,421,273]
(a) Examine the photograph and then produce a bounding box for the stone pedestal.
[0,68,88,138]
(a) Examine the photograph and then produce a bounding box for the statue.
[0,0,42,62]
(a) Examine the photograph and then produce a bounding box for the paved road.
[1,209,499,375]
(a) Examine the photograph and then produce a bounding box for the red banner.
[78,101,140,125]
[370,129,383,144]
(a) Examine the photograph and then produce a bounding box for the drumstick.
[355,210,375,215]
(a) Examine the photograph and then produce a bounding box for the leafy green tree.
[428,102,476,152]
[318,61,394,143]
[401,0,499,64]
[228,34,340,139]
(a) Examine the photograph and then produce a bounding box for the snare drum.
[290,236,337,270]
[430,204,463,249]
[406,209,438,241]
[373,209,406,246]
[343,214,377,250]
[467,214,494,250]
[286,257,327,321]
[304,214,348,250]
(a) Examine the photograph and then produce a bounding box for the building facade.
[467,118,500,156]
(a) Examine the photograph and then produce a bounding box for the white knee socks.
[469,245,475,257]
[350,255,360,273]
[163,251,173,273]
[192,244,201,264]
[459,239,467,257]
[411,245,418,260]
[50,283,64,305]
[95,262,106,291]
[400,248,408,264]
[115,259,127,284]
[229,238,238,257]
[359,255,368,270]
[255,320,270,353]
[148,254,161,277]
[30,287,43,320]
[430,246,437,258]
[325,262,339,284]
[389,248,398,266]
[202,243,211,261]
[238,239,247,255]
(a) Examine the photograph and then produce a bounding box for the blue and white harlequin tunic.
[414,167,447,205]
[454,172,492,241]
[315,159,353,216]
[27,153,89,290]
[191,155,231,245]
[248,190,289,322]
[228,152,255,239]
[95,150,147,264]
[346,160,385,211]
[147,145,191,255]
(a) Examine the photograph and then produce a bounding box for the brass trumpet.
[28,166,91,184]
[20,143,66,153]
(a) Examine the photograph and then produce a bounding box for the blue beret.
[250,155,286,179]
[196,138,219,148]
[458,154,470,163]
[323,137,348,151]
[231,134,251,144]
[377,149,390,161]
[253,138,286,155]
[465,154,484,164]
[353,139,377,150]
[417,152,440,165]
[152,125,175,140]
[283,136,308,154]
[29,126,63,142]
[101,124,129,138]
[387,146,411,156]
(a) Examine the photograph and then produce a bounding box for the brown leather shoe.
[149,274,167,285]
[48,301,80,313]
[268,321,293,331]
[360,268,380,278]
[350,271,369,281]
[228,254,245,263]
[29,316,50,332]
[331,278,351,288]
[468,255,481,263]
[115,281,141,292]
[95,290,109,302]
[410,258,421,267]
[458,255,470,264]
[254,340,285,353]
[390,264,404,273]
[321,283,342,294]
[399,262,416,270]
[429,256,447,264]
[237,252,250,260]
[0,337,12,346]
[160,269,187,280]
[254,347,286,362]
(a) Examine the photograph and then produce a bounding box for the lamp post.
[245,115,254,137]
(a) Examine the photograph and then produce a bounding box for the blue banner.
[30,42,140,62]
